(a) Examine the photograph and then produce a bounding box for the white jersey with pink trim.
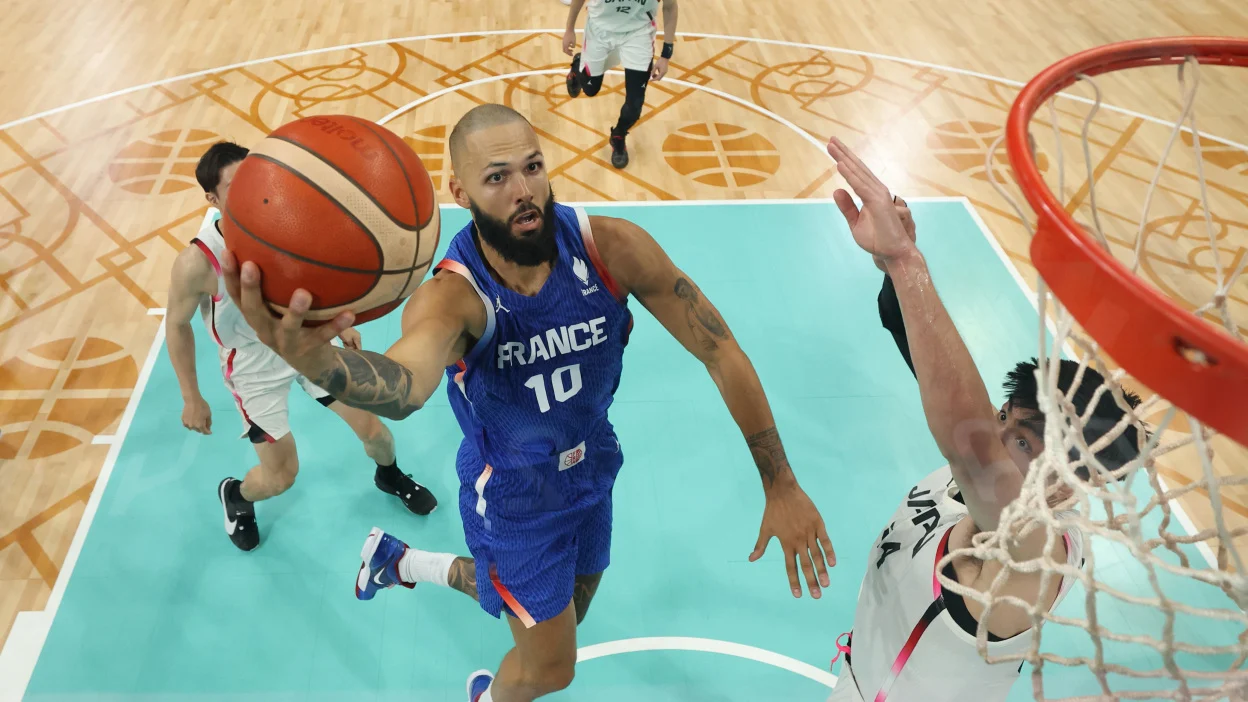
[190,213,299,387]
[828,466,1084,702]
[585,0,661,36]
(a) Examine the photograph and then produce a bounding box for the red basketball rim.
[1005,37,1248,447]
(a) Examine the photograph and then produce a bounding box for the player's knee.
[526,659,575,694]
[582,78,603,97]
[272,464,298,493]
[263,455,299,493]
[619,89,645,126]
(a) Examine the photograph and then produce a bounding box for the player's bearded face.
[470,186,558,267]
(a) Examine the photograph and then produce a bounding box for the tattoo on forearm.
[314,348,422,420]
[674,277,730,352]
[746,427,792,489]
[447,558,479,601]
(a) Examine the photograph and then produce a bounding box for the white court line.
[0,215,198,698]
[45,318,168,616]
[378,69,834,169]
[146,308,166,316]
[4,29,1246,154]
[577,636,838,689]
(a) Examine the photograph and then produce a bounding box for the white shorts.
[221,345,333,443]
[826,663,864,702]
[582,21,656,75]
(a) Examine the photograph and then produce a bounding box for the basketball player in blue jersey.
[219,103,833,702]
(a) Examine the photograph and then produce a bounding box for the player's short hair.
[448,104,534,171]
[195,142,249,193]
[1004,358,1146,477]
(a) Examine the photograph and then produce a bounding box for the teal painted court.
[20,202,1240,701]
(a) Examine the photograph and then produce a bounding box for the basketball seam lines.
[224,199,434,278]
[240,151,425,275]
[346,116,430,302]
[266,135,426,233]
[220,205,379,310]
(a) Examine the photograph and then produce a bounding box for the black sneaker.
[218,478,259,551]
[375,464,437,516]
[610,133,629,169]
[567,53,582,98]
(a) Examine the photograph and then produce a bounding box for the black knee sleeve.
[581,72,605,97]
[613,66,651,136]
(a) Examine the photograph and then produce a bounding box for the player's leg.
[572,572,603,625]
[241,430,300,499]
[473,492,613,700]
[607,27,656,169]
[570,488,613,624]
[567,23,611,98]
[217,394,300,551]
[302,375,437,515]
[354,525,479,599]
[481,604,578,702]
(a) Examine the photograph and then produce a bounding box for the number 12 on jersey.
[524,364,583,413]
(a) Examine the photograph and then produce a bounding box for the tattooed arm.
[589,216,791,488]
[591,215,834,598]
[220,253,483,421]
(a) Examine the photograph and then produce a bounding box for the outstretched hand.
[220,251,354,376]
[827,137,916,266]
[874,196,917,273]
[751,482,835,599]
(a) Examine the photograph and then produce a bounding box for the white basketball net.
[941,57,1248,700]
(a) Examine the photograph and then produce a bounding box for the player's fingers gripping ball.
[221,115,441,326]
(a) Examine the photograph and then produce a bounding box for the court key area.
[6,200,1233,701]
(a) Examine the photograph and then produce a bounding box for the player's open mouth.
[512,209,542,233]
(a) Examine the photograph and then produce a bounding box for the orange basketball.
[221,115,441,325]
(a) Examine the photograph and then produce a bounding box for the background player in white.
[823,137,1145,702]
[562,0,678,169]
[166,142,438,551]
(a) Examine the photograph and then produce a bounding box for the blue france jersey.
[436,204,633,508]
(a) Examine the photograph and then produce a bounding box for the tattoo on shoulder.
[746,427,791,489]
[673,277,730,351]
[315,348,421,420]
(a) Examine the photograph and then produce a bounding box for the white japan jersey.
[832,466,1084,702]
[585,0,661,35]
[190,213,295,385]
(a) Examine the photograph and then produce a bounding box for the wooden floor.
[1,0,1246,651]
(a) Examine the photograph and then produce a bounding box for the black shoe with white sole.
[218,477,259,551]
[375,464,438,516]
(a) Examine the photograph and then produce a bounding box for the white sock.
[476,684,493,702]
[397,548,456,587]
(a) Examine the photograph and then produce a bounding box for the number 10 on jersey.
[524,364,583,413]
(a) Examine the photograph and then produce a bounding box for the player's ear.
[448,175,471,210]
[205,191,218,208]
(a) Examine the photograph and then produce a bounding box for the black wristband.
[661,42,674,59]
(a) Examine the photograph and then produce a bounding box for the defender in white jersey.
[824,138,1146,702]
[166,142,438,551]
[561,0,678,168]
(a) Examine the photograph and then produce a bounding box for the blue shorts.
[456,441,621,627]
